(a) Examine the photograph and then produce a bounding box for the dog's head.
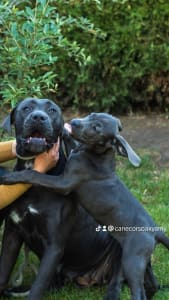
[65,113,141,167]
[2,98,64,158]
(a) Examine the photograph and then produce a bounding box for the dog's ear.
[1,107,16,134]
[112,134,141,167]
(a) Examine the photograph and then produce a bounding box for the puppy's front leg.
[1,164,83,196]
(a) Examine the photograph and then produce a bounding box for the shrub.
[0,0,169,112]
[0,0,99,107]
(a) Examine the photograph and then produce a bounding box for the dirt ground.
[119,113,169,168]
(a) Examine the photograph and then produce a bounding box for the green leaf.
[10,22,18,39]
[37,0,47,5]
[25,6,34,18]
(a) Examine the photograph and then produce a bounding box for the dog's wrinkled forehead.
[86,113,121,134]
[15,98,61,118]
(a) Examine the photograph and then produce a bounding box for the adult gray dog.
[0,99,123,299]
[3,113,169,300]
[0,99,115,300]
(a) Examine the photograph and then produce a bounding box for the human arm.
[0,141,60,209]
[0,140,16,163]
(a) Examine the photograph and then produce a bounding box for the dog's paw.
[3,286,30,297]
[0,177,4,185]
[0,175,10,185]
[0,173,20,185]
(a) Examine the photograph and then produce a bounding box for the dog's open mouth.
[21,131,49,154]
[25,131,47,146]
[26,137,47,144]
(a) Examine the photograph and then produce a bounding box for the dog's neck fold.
[75,144,116,172]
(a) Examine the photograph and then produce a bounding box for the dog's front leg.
[27,244,64,300]
[2,169,80,195]
[1,156,84,196]
[0,220,23,293]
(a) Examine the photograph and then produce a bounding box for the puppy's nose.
[31,111,48,122]
[70,119,81,127]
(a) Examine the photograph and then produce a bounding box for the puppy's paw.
[0,172,21,185]
[0,177,4,185]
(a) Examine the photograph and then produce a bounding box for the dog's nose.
[31,111,48,122]
[70,119,81,127]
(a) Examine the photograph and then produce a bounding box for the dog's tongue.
[25,137,47,153]
[26,137,47,146]
[64,123,72,134]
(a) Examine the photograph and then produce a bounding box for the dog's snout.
[71,119,81,127]
[31,111,48,123]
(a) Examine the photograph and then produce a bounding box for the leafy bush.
[0,0,99,107]
[0,0,169,112]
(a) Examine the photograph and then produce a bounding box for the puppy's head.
[1,98,64,158]
[65,113,141,167]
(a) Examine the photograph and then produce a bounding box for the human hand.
[33,138,60,173]
[12,140,17,157]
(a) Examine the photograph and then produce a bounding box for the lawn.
[1,149,169,300]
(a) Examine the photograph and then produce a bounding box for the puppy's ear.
[112,134,141,167]
[1,107,17,134]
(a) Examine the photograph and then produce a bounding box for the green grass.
[1,149,169,299]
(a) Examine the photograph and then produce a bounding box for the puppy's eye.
[92,123,102,131]
[92,125,97,131]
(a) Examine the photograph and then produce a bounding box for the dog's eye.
[48,108,57,114]
[23,106,32,113]
[92,125,97,131]
[92,123,102,131]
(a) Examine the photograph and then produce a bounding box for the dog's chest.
[9,204,40,225]
[15,158,34,172]
[24,160,34,170]
[9,159,40,224]
[10,160,38,224]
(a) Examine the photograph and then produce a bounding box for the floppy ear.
[1,107,16,134]
[113,134,141,167]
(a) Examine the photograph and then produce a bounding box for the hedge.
[0,0,169,112]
